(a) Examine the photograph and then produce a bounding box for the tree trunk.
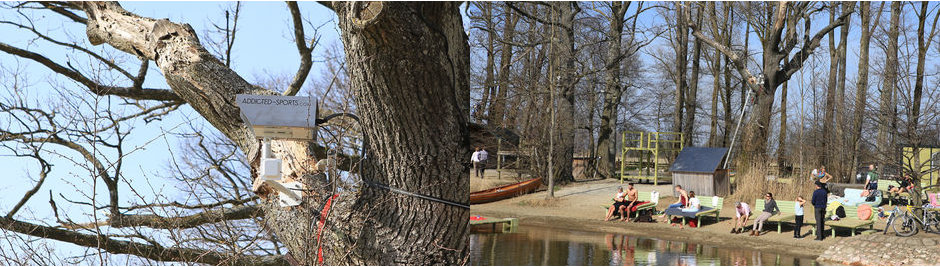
[722,5,733,147]
[851,1,876,183]
[548,1,579,186]
[478,2,497,122]
[822,5,838,167]
[489,3,519,127]
[597,1,630,179]
[708,47,721,147]
[673,2,688,135]
[684,7,703,147]
[834,2,853,180]
[777,80,788,172]
[878,1,901,169]
[78,2,470,265]
[329,3,471,264]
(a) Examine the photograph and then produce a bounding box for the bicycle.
[883,206,902,235]
[892,204,940,237]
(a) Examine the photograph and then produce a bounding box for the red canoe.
[470,177,542,204]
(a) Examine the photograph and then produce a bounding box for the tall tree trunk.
[722,4,733,147]
[489,3,519,127]
[673,2,689,135]
[548,1,580,188]
[912,1,939,131]
[822,5,838,167]
[597,1,630,179]
[851,1,877,182]
[708,48,721,146]
[878,1,901,170]
[908,1,939,207]
[777,80,788,172]
[684,7,703,147]
[476,2,496,122]
[834,2,853,180]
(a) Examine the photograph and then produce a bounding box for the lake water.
[469,225,818,266]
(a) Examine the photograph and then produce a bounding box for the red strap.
[316,194,339,265]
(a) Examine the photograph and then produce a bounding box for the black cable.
[317,113,470,209]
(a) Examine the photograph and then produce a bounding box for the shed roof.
[669,147,728,173]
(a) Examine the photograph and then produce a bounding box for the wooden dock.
[469,216,519,233]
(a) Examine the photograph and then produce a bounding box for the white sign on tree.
[236,94,317,140]
[236,94,318,207]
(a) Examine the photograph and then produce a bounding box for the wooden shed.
[669,147,730,197]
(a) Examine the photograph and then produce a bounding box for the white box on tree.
[260,158,282,181]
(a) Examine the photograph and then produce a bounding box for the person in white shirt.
[471,147,482,178]
[731,201,751,234]
[680,191,700,213]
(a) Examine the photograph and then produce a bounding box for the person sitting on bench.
[680,191,700,213]
[605,187,628,221]
[622,183,640,222]
[731,201,751,234]
[752,192,780,236]
[889,175,913,195]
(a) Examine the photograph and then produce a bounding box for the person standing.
[471,147,482,178]
[863,164,879,196]
[479,146,489,176]
[794,196,806,238]
[752,192,780,236]
[812,182,828,240]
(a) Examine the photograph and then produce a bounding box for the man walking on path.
[812,182,828,240]
[472,147,482,178]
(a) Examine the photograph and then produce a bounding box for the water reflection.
[469,225,816,266]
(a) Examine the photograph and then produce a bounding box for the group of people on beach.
[602,164,891,241]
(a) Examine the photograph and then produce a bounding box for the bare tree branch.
[284,1,316,96]
[0,216,287,265]
[0,42,181,102]
[61,205,263,230]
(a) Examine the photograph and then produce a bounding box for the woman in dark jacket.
[751,192,780,236]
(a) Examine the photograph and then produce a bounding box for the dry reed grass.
[730,163,818,204]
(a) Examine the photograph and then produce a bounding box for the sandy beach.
[469,170,935,260]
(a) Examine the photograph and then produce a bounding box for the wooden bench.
[669,196,723,228]
[601,191,658,219]
[754,199,798,233]
[824,204,875,237]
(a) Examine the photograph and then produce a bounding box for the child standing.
[794,196,806,239]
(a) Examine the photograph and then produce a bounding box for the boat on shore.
[470,177,542,204]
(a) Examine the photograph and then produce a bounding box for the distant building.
[669,147,730,197]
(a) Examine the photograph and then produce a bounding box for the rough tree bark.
[79,2,469,265]
[597,1,630,179]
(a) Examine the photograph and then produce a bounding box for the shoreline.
[472,209,827,260]
[470,177,840,262]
